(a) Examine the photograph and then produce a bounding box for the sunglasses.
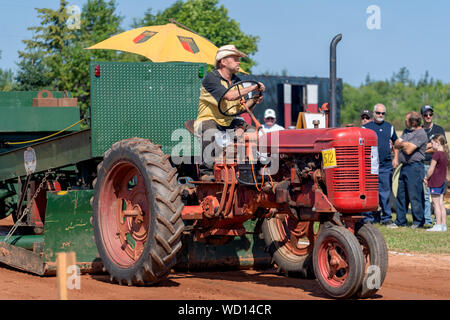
[423,112,433,117]
[361,116,370,120]
[265,117,275,120]
[375,111,385,115]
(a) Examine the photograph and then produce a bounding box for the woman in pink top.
[424,134,448,232]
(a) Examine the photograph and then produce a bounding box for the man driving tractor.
[194,44,266,181]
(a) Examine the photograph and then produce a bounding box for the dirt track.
[0,251,448,300]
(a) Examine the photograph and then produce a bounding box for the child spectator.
[424,134,448,232]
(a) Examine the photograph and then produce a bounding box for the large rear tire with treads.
[262,216,316,278]
[91,138,184,285]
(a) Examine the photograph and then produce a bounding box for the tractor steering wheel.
[218,80,264,117]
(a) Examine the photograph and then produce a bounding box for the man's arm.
[391,125,398,143]
[394,129,428,155]
[244,94,264,109]
[425,142,434,154]
[392,148,399,168]
[394,140,418,155]
[223,82,265,101]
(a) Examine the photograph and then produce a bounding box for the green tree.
[18,0,74,91]
[341,67,449,130]
[132,0,259,72]
[0,70,14,91]
[65,0,126,112]
[15,50,53,90]
[16,0,125,115]
[0,51,16,91]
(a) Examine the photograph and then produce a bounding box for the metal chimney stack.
[329,34,342,128]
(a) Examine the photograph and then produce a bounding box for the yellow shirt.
[194,70,243,134]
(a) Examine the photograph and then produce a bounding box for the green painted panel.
[0,91,72,107]
[0,130,92,181]
[42,188,269,271]
[176,219,271,270]
[0,106,81,132]
[39,186,270,273]
[90,62,203,157]
[43,190,98,266]
[0,235,44,250]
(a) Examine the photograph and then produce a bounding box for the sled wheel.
[92,138,184,285]
[355,223,388,298]
[313,225,365,299]
[262,215,317,278]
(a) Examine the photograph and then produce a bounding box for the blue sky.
[0,0,449,86]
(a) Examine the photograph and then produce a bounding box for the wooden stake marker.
[56,252,76,300]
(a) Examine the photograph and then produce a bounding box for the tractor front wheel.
[92,138,184,285]
[313,225,365,299]
[355,223,388,298]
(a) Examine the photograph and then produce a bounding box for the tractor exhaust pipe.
[329,34,342,128]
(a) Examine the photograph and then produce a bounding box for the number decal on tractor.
[321,148,337,169]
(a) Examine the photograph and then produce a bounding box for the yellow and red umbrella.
[87,22,224,67]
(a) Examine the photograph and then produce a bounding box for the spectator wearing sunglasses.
[360,109,372,126]
[362,103,399,227]
[421,105,447,226]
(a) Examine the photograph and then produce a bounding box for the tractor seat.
[184,120,196,135]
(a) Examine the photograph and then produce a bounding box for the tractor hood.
[259,127,378,154]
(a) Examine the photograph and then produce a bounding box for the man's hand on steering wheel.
[218,80,265,117]
[257,82,265,93]
[251,82,265,104]
[247,82,264,107]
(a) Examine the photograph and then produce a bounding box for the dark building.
[240,74,343,128]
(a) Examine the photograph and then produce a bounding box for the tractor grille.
[364,146,379,191]
[333,146,359,192]
[332,146,378,192]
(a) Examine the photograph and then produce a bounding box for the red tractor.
[91,35,388,299]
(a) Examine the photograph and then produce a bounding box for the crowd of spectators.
[361,104,448,231]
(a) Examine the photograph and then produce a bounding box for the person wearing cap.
[261,108,284,134]
[362,103,399,226]
[360,109,372,126]
[421,105,447,226]
[195,44,265,180]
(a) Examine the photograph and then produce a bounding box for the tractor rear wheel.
[313,225,365,299]
[92,138,184,285]
[355,223,388,298]
[262,216,316,278]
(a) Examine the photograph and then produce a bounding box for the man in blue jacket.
[363,103,399,226]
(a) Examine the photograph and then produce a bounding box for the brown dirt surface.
[0,251,448,300]
[0,192,448,301]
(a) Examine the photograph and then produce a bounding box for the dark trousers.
[378,166,394,223]
[198,118,250,175]
[395,161,425,226]
[365,166,394,223]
